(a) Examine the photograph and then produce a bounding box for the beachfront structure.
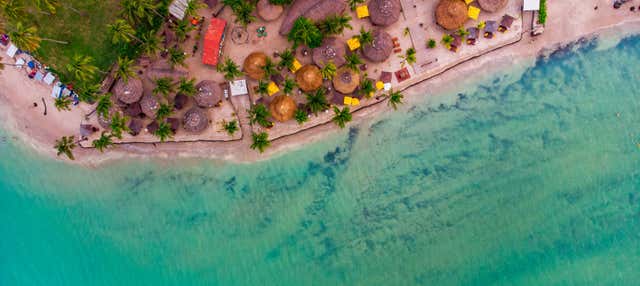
[229,80,249,97]
[113,78,143,104]
[295,65,323,92]
[523,0,541,11]
[363,30,394,62]
[333,67,361,94]
[436,0,469,30]
[202,18,227,66]
[243,52,268,80]
[183,107,209,133]
[194,80,223,108]
[169,0,188,20]
[279,0,348,35]
[368,0,402,27]
[499,15,516,32]
[312,37,346,68]
[478,0,508,12]
[269,95,297,122]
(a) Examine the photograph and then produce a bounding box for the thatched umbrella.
[194,80,223,108]
[269,95,297,122]
[369,0,402,27]
[295,64,323,92]
[140,94,160,118]
[243,52,268,80]
[174,93,189,110]
[436,0,468,30]
[183,107,210,133]
[113,77,143,104]
[312,37,346,67]
[128,119,143,136]
[257,0,283,22]
[363,30,393,62]
[478,0,508,12]
[332,67,361,94]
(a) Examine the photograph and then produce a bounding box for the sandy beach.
[1,0,639,166]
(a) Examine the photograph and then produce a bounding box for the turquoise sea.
[2,35,640,286]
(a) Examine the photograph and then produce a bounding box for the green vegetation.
[441,34,454,49]
[344,53,363,72]
[66,54,98,83]
[305,88,329,115]
[320,62,337,80]
[54,96,72,111]
[294,109,308,125]
[177,77,197,96]
[155,103,173,121]
[262,57,277,78]
[153,77,175,98]
[154,121,174,142]
[95,93,113,118]
[216,57,243,80]
[277,49,295,70]
[400,47,416,65]
[269,0,292,5]
[222,120,239,135]
[223,0,256,26]
[168,47,187,69]
[456,27,469,39]
[332,106,352,128]
[387,90,404,110]
[359,78,375,98]
[427,38,437,49]
[54,135,76,160]
[538,0,547,24]
[288,17,323,49]
[109,112,130,139]
[282,77,296,95]
[247,104,273,128]
[256,81,270,96]
[356,27,373,45]
[250,132,270,153]
[115,56,137,83]
[347,0,366,10]
[317,14,352,36]
[92,132,114,152]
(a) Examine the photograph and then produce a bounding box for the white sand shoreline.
[1,0,640,167]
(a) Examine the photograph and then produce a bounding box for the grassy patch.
[25,0,122,83]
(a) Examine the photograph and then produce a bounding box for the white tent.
[169,0,188,20]
[524,0,540,11]
[229,80,248,97]
[6,44,18,58]
[43,72,56,85]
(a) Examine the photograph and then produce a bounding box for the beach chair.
[484,21,498,38]
[467,27,479,45]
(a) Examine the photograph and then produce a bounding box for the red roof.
[202,18,226,66]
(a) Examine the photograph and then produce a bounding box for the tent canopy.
[202,18,227,66]
[523,0,540,11]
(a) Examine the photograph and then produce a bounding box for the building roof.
[369,0,402,27]
[202,18,227,66]
[523,0,540,11]
[169,0,188,20]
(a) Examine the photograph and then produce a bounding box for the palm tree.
[332,106,352,128]
[318,14,353,35]
[153,77,175,98]
[294,109,308,125]
[457,27,469,39]
[255,81,270,97]
[287,16,323,49]
[441,34,454,49]
[116,56,137,82]
[268,0,293,5]
[400,47,416,66]
[120,0,157,25]
[155,103,173,121]
[222,120,239,135]
[168,46,187,69]
[223,0,256,26]
[141,31,162,57]
[387,90,404,110]
[66,54,98,82]
[154,121,174,142]
[250,132,270,153]
[107,19,140,45]
[92,132,114,152]
[54,96,72,111]
[262,57,277,78]
[173,19,194,42]
[216,57,243,80]
[78,82,101,103]
[344,53,363,72]
[357,27,373,45]
[247,103,273,128]
[177,77,196,96]
[34,0,60,15]
[320,62,337,80]
[427,38,437,49]
[184,0,206,18]
[306,88,329,115]
[282,77,296,95]
[54,135,76,160]
[109,112,130,139]
[277,49,295,70]
[359,78,375,98]
[95,93,113,118]
[347,0,366,10]
[7,22,41,51]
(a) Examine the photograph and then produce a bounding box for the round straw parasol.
[140,94,160,118]
[332,67,360,94]
[478,0,508,12]
[436,0,468,30]
[194,80,223,108]
[369,0,402,27]
[243,52,268,80]
[113,77,143,104]
[257,0,283,22]
[312,37,346,67]
[182,107,210,133]
[269,95,297,122]
[362,30,393,62]
[296,64,323,92]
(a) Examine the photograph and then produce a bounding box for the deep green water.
[1,35,640,286]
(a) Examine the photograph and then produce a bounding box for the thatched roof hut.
[140,94,160,118]
[363,30,394,62]
[312,37,346,67]
[436,0,468,30]
[194,80,223,108]
[369,0,402,27]
[332,67,360,94]
[269,95,297,122]
[296,64,323,92]
[183,107,210,133]
[279,0,347,35]
[113,77,143,104]
[257,0,283,22]
[478,0,508,12]
[128,119,143,136]
[243,52,268,80]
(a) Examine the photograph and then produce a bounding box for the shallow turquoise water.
[1,36,640,285]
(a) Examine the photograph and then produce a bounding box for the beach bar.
[202,18,227,66]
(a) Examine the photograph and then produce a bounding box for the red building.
[202,18,227,66]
